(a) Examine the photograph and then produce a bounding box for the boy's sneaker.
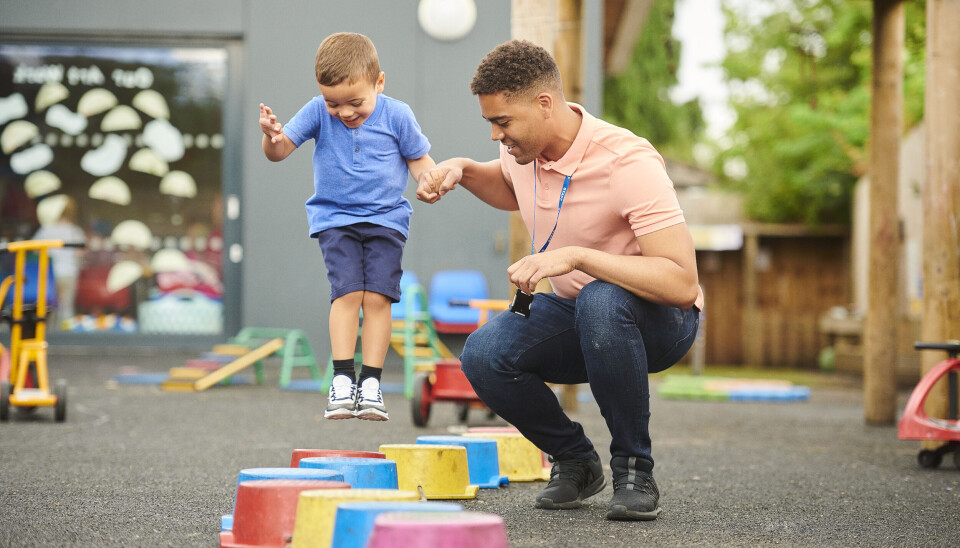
[535,451,605,509]
[606,456,661,521]
[355,377,389,421]
[324,375,357,419]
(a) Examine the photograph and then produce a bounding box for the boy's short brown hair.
[470,39,563,101]
[315,32,381,86]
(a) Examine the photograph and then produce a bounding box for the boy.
[259,32,438,421]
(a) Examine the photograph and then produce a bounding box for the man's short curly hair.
[470,40,563,101]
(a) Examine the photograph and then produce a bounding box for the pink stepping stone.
[366,511,508,548]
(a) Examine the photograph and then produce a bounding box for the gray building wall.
[2,0,512,355]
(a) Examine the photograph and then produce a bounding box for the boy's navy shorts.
[315,222,405,303]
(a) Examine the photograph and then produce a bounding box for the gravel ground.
[1,348,958,547]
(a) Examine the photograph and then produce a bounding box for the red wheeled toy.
[410,299,510,427]
[411,358,488,427]
[898,340,960,469]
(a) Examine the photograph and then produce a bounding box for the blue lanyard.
[531,160,573,254]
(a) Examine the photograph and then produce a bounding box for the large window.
[0,43,229,336]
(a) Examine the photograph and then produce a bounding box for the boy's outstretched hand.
[259,103,284,143]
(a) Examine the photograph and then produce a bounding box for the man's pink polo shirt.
[500,103,704,310]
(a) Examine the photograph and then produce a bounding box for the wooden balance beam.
[162,338,284,392]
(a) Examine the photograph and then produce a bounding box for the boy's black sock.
[358,364,383,384]
[332,359,356,382]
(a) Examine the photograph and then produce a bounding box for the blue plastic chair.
[391,271,422,320]
[428,270,489,333]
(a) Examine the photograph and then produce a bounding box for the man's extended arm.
[416,158,519,211]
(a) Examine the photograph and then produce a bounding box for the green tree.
[716,0,926,225]
[603,0,705,163]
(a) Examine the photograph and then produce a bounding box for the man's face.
[478,92,546,165]
[318,72,385,129]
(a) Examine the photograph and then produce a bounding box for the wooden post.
[511,0,582,410]
[554,0,582,412]
[920,0,960,432]
[864,0,903,425]
[511,0,583,300]
[742,229,761,366]
[555,0,584,104]
[605,0,655,74]
[510,0,555,293]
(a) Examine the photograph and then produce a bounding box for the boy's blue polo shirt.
[283,93,430,238]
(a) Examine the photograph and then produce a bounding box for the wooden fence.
[684,228,850,368]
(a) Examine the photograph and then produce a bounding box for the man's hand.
[507,247,581,295]
[259,103,284,144]
[416,165,462,203]
[416,168,444,201]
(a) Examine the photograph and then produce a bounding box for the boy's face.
[319,72,385,129]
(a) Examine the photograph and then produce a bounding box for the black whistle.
[509,288,533,318]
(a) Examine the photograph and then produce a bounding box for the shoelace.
[549,457,590,488]
[329,380,355,402]
[360,383,383,403]
[613,472,658,496]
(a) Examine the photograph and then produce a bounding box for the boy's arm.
[405,153,437,184]
[259,103,297,161]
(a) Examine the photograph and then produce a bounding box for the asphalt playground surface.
[1,345,958,547]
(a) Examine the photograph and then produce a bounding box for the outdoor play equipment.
[657,374,811,402]
[330,501,462,548]
[162,327,320,392]
[898,340,960,469]
[213,437,520,544]
[219,479,350,548]
[221,468,346,532]
[416,435,509,489]
[0,239,81,422]
[298,457,399,489]
[410,298,508,427]
[462,432,551,482]
[411,358,485,427]
[378,443,479,500]
[389,280,454,398]
[289,488,420,548]
[366,511,509,548]
[162,338,285,392]
[428,270,489,334]
[290,449,385,467]
[391,270,422,320]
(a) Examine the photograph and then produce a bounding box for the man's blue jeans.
[460,280,699,468]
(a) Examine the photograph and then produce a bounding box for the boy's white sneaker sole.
[355,408,389,421]
[324,408,356,420]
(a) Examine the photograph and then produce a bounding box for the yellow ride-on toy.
[0,239,80,422]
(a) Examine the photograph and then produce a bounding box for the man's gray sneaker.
[324,374,357,419]
[355,377,389,421]
[535,451,605,509]
[606,456,661,520]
